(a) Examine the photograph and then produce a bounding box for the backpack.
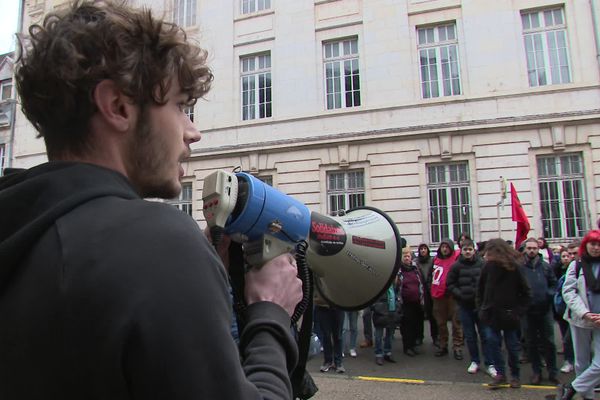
[553,262,582,316]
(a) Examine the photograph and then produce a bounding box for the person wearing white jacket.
[560,229,600,400]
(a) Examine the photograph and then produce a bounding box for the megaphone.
[202,170,402,310]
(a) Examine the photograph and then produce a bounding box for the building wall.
[9,0,600,246]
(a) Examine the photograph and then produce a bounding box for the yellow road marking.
[357,376,425,384]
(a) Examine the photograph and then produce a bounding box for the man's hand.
[244,253,303,317]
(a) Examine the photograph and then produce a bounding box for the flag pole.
[496,176,507,237]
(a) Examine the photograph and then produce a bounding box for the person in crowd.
[0,2,303,398]
[416,243,439,348]
[398,246,425,357]
[538,237,554,264]
[371,281,402,365]
[359,307,373,349]
[314,292,345,373]
[457,232,472,249]
[567,240,581,261]
[478,238,532,390]
[447,239,496,377]
[560,230,600,400]
[554,247,575,374]
[342,311,358,358]
[521,238,559,385]
[430,238,463,359]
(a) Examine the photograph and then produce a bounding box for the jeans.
[342,311,358,351]
[483,326,521,379]
[458,306,493,366]
[557,317,574,364]
[314,306,344,366]
[570,324,600,399]
[362,307,373,341]
[525,310,557,377]
[374,326,393,357]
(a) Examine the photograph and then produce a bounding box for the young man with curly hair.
[0,1,302,398]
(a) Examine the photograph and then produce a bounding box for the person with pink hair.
[560,230,600,400]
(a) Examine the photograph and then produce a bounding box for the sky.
[0,0,20,55]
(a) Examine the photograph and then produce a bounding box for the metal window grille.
[427,162,472,243]
[521,7,571,87]
[184,105,194,123]
[168,182,193,216]
[327,170,365,214]
[537,154,588,238]
[417,23,461,99]
[323,38,361,110]
[241,54,272,120]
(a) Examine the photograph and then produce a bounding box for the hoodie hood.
[436,238,455,259]
[0,162,138,290]
[417,243,431,261]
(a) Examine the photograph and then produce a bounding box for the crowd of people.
[313,231,600,400]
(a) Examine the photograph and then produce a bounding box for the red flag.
[511,183,530,249]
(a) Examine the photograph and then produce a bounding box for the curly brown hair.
[15,0,213,159]
[482,238,521,271]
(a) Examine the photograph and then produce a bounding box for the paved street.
[305,321,581,400]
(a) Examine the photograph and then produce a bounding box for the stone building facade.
[8,0,600,247]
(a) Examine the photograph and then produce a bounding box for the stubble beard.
[128,106,182,199]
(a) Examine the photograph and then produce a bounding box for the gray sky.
[0,0,20,55]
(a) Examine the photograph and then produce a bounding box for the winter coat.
[429,238,460,299]
[371,286,402,328]
[562,259,599,330]
[398,262,425,306]
[520,255,556,314]
[446,255,484,310]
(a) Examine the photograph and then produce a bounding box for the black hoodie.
[0,162,297,399]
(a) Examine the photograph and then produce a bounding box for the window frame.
[173,0,196,27]
[241,0,271,15]
[0,79,12,101]
[0,143,5,176]
[240,53,272,121]
[426,162,472,244]
[323,37,361,110]
[521,7,571,87]
[167,181,193,216]
[326,169,365,214]
[417,22,462,99]
[537,153,588,239]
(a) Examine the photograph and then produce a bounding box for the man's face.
[587,241,600,258]
[525,241,539,259]
[126,77,201,199]
[402,252,412,265]
[419,247,428,257]
[461,245,475,260]
[440,243,451,256]
[568,247,579,260]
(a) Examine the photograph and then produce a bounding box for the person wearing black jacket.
[0,2,302,398]
[521,237,559,386]
[416,243,439,348]
[447,239,494,376]
[478,239,532,390]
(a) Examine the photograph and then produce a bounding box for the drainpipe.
[7,0,25,168]
[591,0,600,73]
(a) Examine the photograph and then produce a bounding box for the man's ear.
[92,80,136,132]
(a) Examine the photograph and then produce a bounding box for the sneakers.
[488,374,507,390]
[336,365,345,373]
[560,361,574,374]
[453,348,463,360]
[349,348,357,358]
[509,378,521,389]
[319,363,333,372]
[486,365,498,378]
[467,362,479,374]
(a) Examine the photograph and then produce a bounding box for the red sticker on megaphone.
[309,212,346,256]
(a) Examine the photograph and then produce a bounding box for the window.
[521,7,571,87]
[0,79,11,101]
[184,105,194,122]
[537,154,587,238]
[241,0,270,14]
[323,38,361,110]
[0,144,5,176]
[417,23,461,99]
[241,53,272,120]
[427,162,472,243]
[256,175,273,186]
[173,0,196,27]
[168,182,193,216]
[327,170,365,213]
